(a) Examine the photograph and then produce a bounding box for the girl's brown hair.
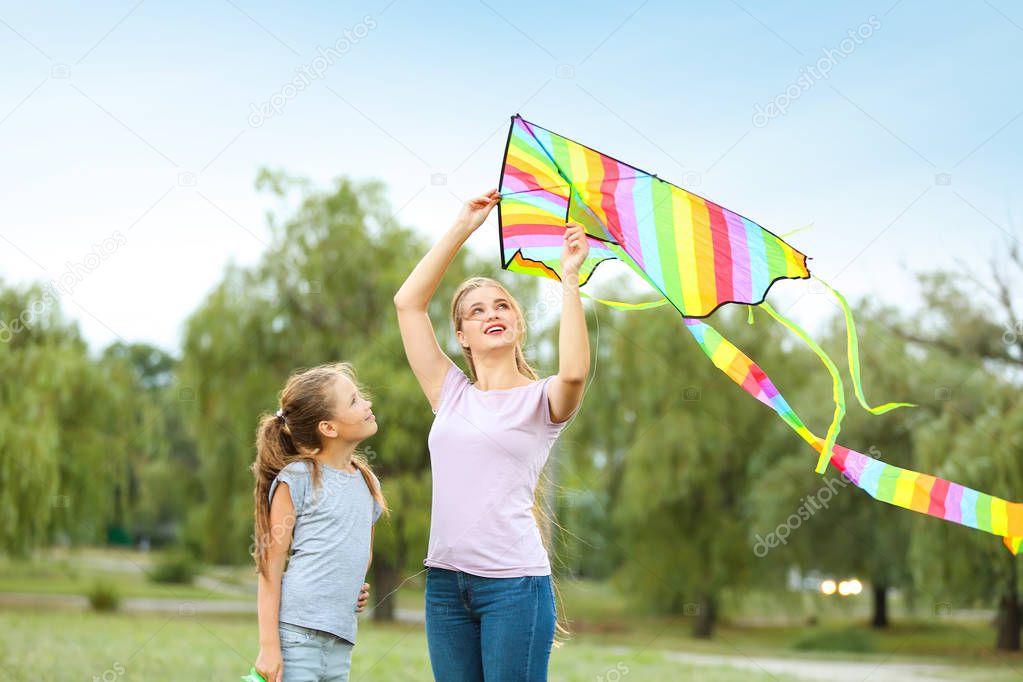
[251,362,387,577]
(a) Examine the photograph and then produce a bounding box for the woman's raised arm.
[547,222,590,423]
[393,189,500,410]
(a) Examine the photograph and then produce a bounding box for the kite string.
[579,291,669,310]
[780,222,815,238]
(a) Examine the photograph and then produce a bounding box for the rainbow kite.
[497,114,1022,554]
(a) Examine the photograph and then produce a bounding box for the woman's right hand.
[254,645,283,682]
[455,188,501,233]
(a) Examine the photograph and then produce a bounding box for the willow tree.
[897,267,1023,651]
[748,302,927,629]
[603,302,804,638]
[0,280,144,553]
[178,172,482,618]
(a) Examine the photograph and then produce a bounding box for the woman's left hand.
[356,582,370,613]
[561,222,590,278]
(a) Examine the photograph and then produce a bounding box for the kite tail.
[814,276,917,415]
[587,292,893,474]
[681,316,1023,554]
[760,302,846,475]
[758,288,915,474]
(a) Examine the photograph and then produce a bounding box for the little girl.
[251,362,388,682]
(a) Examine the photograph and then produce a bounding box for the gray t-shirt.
[268,460,382,644]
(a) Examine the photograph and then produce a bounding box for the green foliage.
[791,626,877,652]
[748,301,926,599]
[87,580,121,612]
[554,299,811,617]
[904,273,1023,612]
[149,551,198,584]
[177,173,484,571]
[0,281,161,553]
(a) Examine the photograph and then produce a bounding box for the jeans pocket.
[279,623,315,647]
[425,587,448,616]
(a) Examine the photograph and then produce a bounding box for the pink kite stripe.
[944,483,964,523]
[724,211,753,302]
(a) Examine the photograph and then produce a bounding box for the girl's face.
[456,286,521,353]
[321,374,376,443]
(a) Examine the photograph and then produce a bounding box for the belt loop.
[457,571,471,609]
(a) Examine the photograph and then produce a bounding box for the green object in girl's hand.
[240,667,266,682]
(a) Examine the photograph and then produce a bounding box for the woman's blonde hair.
[450,276,538,382]
[451,277,570,640]
[251,362,387,577]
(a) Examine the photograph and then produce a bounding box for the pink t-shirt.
[425,363,574,578]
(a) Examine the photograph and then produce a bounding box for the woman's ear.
[456,330,468,349]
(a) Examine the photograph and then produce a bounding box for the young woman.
[251,362,388,682]
[394,188,589,680]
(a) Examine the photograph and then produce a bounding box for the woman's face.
[456,286,521,354]
[323,374,376,442]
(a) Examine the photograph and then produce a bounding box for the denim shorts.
[278,622,354,682]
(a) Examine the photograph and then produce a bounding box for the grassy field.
[0,549,247,601]
[4,608,1023,681]
[0,610,802,681]
[3,549,1023,680]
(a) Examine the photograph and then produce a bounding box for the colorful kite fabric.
[497,114,1020,554]
[499,115,810,318]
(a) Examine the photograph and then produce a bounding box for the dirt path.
[656,649,957,682]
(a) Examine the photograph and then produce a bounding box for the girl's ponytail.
[252,412,317,577]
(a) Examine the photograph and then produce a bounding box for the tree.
[750,301,925,629]
[897,266,1023,651]
[0,280,154,553]
[177,173,483,620]
[599,301,804,638]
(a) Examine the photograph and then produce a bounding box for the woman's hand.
[254,645,283,682]
[454,188,501,233]
[561,222,590,278]
[356,582,370,613]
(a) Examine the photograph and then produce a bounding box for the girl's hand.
[254,645,283,682]
[356,582,370,613]
[455,189,501,233]
[561,222,590,278]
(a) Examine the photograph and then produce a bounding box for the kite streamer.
[684,317,1023,554]
[497,114,1019,552]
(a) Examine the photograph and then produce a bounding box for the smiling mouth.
[484,325,506,336]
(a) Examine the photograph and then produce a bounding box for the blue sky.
[1,0,1021,353]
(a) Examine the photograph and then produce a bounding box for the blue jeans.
[425,567,556,681]
[279,622,353,682]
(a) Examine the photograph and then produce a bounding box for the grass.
[4,549,1023,680]
[0,610,802,681]
[0,551,245,601]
